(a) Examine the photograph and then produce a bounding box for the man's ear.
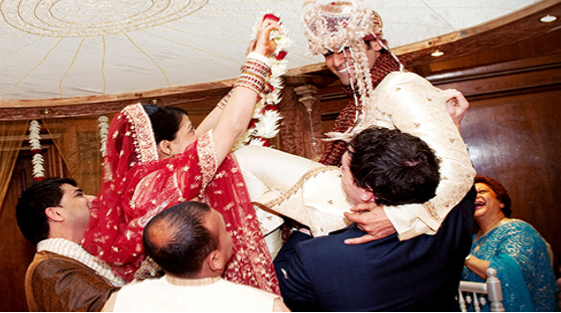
[367,40,383,52]
[360,188,376,203]
[45,206,64,222]
[207,250,226,273]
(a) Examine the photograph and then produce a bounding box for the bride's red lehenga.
[81,103,279,294]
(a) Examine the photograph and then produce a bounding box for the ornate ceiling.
[0,0,546,104]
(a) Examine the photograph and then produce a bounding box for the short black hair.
[143,201,218,278]
[16,177,77,246]
[348,126,441,206]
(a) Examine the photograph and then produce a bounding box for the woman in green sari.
[463,175,557,311]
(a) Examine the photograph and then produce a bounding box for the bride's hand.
[247,17,281,58]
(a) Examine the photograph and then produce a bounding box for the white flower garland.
[235,12,291,149]
[28,120,45,180]
[98,115,109,158]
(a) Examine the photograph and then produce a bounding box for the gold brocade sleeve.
[355,71,476,239]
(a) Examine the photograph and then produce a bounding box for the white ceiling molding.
[0,0,543,103]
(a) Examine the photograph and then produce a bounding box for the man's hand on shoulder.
[343,203,396,245]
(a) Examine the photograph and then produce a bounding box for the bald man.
[103,201,288,312]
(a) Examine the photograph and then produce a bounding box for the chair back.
[458,268,504,312]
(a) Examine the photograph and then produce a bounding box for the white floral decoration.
[29,120,41,150]
[32,154,45,179]
[98,115,109,157]
[28,120,45,180]
[237,12,291,148]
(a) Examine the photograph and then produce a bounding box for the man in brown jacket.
[16,178,123,311]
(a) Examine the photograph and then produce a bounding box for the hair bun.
[142,103,159,115]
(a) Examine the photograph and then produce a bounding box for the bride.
[82,18,282,294]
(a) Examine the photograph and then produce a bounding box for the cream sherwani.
[103,276,289,312]
[237,71,475,241]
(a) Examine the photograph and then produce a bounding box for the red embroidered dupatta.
[82,103,279,294]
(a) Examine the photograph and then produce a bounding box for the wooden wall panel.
[424,42,561,274]
[0,171,33,312]
[461,89,561,271]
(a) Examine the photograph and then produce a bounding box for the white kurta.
[109,276,281,312]
[237,70,475,241]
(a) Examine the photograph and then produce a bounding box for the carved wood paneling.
[397,0,561,68]
[0,85,231,121]
[278,86,325,159]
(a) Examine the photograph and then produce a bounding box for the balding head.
[143,201,219,278]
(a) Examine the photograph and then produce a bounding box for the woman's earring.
[169,149,174,159]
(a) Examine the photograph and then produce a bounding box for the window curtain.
[43,115,113,196]
[0,120,29,211]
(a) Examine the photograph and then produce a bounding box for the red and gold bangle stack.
[241,59,270,79]
[217,89,233,110]
[234,56,271,96]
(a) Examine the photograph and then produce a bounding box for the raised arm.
[196,103,224,137]
[200,20,279,165]
[382,73,475,236]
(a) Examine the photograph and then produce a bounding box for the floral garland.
[98,115,109,158]
[234,12,291,149]
[28,120,45,181]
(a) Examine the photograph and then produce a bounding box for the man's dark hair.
[348,126,441,206]
[143,201,219,278]
[16,177,77,246]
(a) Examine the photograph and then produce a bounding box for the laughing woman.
[463,175,557,311]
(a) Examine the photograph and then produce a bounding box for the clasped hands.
[343,202,397,245]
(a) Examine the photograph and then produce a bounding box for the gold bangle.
[217,90,233,110]
[234,57,271,95]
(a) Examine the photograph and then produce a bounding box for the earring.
[169,149,174,159]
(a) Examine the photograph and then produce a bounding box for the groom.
[301,0,475,243]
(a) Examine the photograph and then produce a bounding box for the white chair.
[458,268,504,312]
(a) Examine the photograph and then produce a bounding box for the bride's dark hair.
[142,104,188,145]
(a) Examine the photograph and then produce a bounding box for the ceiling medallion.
[1,0,209,37]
